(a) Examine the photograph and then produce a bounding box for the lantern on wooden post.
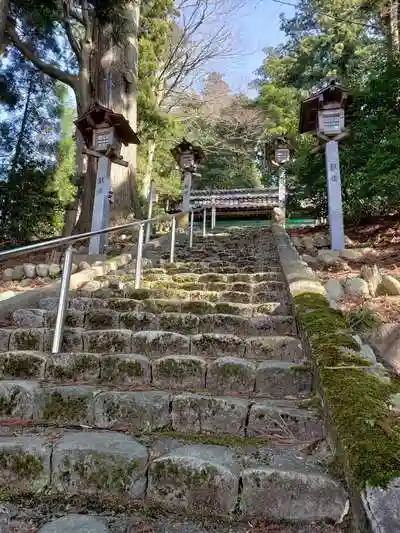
[299,79,352,251]
[266,136,293,225]
[171,138,204,213]
[75,102,140,255]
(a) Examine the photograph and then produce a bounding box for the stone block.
[94,391,171,431]
[36,264,49,277]
[38,386,94,425]
[248,316,296,337]
[153,355,206,389]
[12,309,47,328]
[85,309,120,329]
[171,392,248,435]
[240,466,347,522]
[245,336,304,362]
[207,357,256,393]
[38,515,109,533]
[198,273,227,283]
[12,265,25,281]
[23,263,36,279]
[180,300,215,314]
[0,436,50,492]
[191,334,246,358]
[83,329,132,353]
[107,298,143,312]
[147,444,239,515]
[247,401,323,440]
[204,315,250,336]
[9,328,45,351]
[159,313,199,335]
[44,328,83,353]
[255,361,312,398]
[344,277,370,297]
[52,431,147,497]
[46,309,85,328]
[0,351,46,379]
[214,302,253,317]
[100,354,151,385]
[0,380,40,420]
[45,353,100,382]
[253,302,290,315]
[143,299,182,313]
[220,291,251,304]
[132,331,189,357]
[120,311,159,331]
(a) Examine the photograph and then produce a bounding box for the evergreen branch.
[6,22,78,89]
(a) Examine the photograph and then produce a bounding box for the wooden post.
[278,167,286,226]
[325,140,344,251]
[89,127,114,255]
[145,180,156,244]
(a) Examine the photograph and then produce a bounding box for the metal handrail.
[0,207,208,354]
[0,208,202,262]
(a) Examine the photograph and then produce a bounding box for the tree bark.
[107,0,141,219]
[0,0,9,54]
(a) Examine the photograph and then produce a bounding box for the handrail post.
[135,223,145,289]
[202,207,207,237]
[170,216,176,263]
[52,244,73,354]
[189,210,194,248]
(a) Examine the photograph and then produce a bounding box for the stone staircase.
[0,227,347,532]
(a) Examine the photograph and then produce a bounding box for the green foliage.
[255,0,400,222]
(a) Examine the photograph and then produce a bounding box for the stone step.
[39,296,291,316]
[0,430,346,522]
[0,380,317,435]
[76,286,288,305]
[23,513,345,533]
[0,344,307,391]
[10,309,296,336]
[141,270,284,283]
[153,263,283,274]
[0,328,304,362]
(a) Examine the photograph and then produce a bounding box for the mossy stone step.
[0,380,316,437]
[1,328,302,362]
[10,309,296,337]
[0,429,346,522]
[39,297,290,316]
[80,286,288,305]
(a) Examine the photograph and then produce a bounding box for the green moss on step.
[71,454,140,491]
[42,392,87,423]
[0,389,19,416]
[0,353,43,378]
[294,291,400,489]
[0,451,43,479]
[157,358,199,378]
[51,355,98,381]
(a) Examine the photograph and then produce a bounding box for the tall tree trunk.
[73,17,110,234]
[0,0,9,54]
[108,0,141,220]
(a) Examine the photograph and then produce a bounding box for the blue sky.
[208,0,296,95]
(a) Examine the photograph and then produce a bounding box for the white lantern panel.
[179,151,195,169]
[318,108,345,135]
[275,148,290,164]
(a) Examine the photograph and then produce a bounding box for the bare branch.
[6,22,78,89]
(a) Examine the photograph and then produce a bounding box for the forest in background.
[1,0,400,243]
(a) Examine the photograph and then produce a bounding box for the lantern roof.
[299,79,352,134]
[170,138,204,164]
[74,102,140,148]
